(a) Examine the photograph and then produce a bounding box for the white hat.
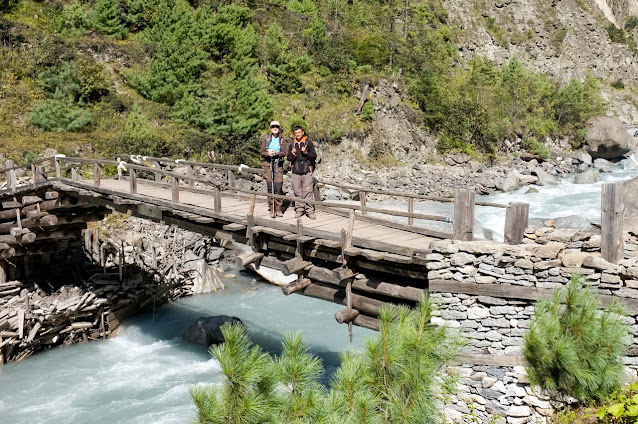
[270,121,281,128]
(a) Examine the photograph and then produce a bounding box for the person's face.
[270,126,280,136]
[294,128,304,140]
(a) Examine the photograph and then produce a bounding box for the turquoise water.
[0,270,376,424]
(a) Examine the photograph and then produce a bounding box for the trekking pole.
[270,157,275,215]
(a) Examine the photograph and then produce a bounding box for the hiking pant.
[263,160,284,210]
[291,172,314,214]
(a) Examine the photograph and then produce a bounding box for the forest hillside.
[0,0,637,166]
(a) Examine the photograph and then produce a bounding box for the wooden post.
[0,262,6,285]
[347,209,355,247]
[296,219,304,258]
[5,160,16,192]
[213,186,221,213]
[35,166,46,183]
[602,182,624,264]
[246,214,256,249]
[249,194,256,216]
[129,168,137,194]
[504,202,529,245]
[452,190,475,241]
[186,165,194,188]
[172,177,179,203]
[55,158,61,178]
[94,163,102,187]
[408,197,414,225]
[119,242,124,282]
[227,170,235,188]
[360,191,367,215]
[71,167,77,181]
[153,161,161,182]
[313,184,321,201]
[31,164,36,189]
[116,157,121,180]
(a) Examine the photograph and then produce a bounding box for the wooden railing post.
[227,170,235,189]
[504,202,529,245]
[35,166,46,184]
[129,168,137,194]
[94,163,102,187]
[55,158,61,178]
[187,165,194,188]
[213,186,222,213]
[313,184,321,201]
[5,160,16,193]
[452,190,475,241]
[172,176,180,203]
[71,166,78,181]
[602,182,624,264]
[360,191,367,215]
[31,164,36,189]
[408,197,414,225]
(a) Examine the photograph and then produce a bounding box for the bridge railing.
[2,155,530,245]
[110,155,527,244]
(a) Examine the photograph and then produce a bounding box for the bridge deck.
[98,179,436,251]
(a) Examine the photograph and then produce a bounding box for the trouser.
[291,172,314,213]
[263,160,284,210]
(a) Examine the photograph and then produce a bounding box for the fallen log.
[282,278,312,296]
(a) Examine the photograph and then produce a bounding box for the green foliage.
[92,0,128,39]
[23,150,38,163]
[521,136,548,158]
[193,294,463,423]
[626,16,638,32]
[57,1,89,37]
[361,100,374,121]
[554,76,605,130]
[126,0,160,30]
[27,91,92,132]
[611,78,625,90]
[596,382,638,422]
[120,104,164,155]
[607,23,627,44]
[286,0,315,14]
[523,274,630,403]
[328,125,342,142]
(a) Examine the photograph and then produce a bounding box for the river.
[0,166,636,424]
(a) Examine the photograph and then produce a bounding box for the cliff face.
[444,0,638,122]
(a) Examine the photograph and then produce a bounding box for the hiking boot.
[269,205,276,218]
[295,211,304,219]
[276,209,284,218]
[306,212,316,220]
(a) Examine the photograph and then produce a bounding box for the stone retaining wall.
[429,224,638,423]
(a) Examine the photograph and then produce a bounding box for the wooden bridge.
[0,154,624,331]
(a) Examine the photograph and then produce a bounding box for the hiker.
[260,121,288,218]
[287,126,317,219]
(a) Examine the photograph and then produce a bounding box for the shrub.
[192,293,463,423]
[121,104,164,155]
[606,23,627,44]
[91,0,128,39]
[596,381,638,421]
[611,78,625,90]
[523,274,630,403]
[361,100,374,121]
[58,1,89,37]
[27,92,92,132]
[24,150,38,163]
[521,136,549,158]
[626,16,638,32]
[328,125,342,142]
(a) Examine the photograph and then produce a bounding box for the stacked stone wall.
[429,224,638,423]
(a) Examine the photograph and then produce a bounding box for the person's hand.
[291,147,297,155]
[268,149,275,157]
[301,145,307,153]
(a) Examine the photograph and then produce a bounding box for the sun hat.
[270,121,281,128]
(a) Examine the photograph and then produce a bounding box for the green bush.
[329,125,342,142]
[23,150,38,163]
[92,0,128,39]
[27,92,92,132]
[626,16,638,32]
[523,274,630,403]
[121,104,164,155]
[521,136,549,158]
[606,23,627,44]
[611,78,625,90]
[597,382,638,421]
[361,100,374,121]
[192,293,463,423]
[58,1,89,37]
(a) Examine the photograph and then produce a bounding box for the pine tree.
[92,0,127,39]
[523,274,630,403]
[193,293,463,423]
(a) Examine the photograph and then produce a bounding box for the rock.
[572,150,593,165]
[124,231,143,248]
[586,116,636,159]
[593,158,616,169]
[582,255,618,272]
[468,306,491,319]
[552,215,592,230]
[625,177,638,233]
[182,315,242,347]
[621,153,638,170]
[507,405,530,417]
[451,252,476,266]
[183,250,225,293]
[525,187,539,194]
[500,172,521,192]
[573,169,602,184]
[447,152,472,165]
[560,252,590,267]
[531,167,559,186]
[206,247,225,262]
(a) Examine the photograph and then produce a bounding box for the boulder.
[572,150,593,165]
[573,169,602,184]
[593,158,616,169]
[183,250,224,294]
[182,316,243,347]
[625,177,638,233]
[500,172,520,192]
[525,187,539,194]
[621,153,638,170]
[553,215,593,230]
[586,116,636,159]
[446,152,472,165]
[531,167,559,186]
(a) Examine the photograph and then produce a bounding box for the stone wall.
[428,224,638,423]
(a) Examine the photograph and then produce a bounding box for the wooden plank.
[222,223,246,232]
[307,265,356,285]
[601,182,624,264]
[504,202,529,245]
[302,283,384,317]
[282,278,312,295]
[453,190,474,241]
